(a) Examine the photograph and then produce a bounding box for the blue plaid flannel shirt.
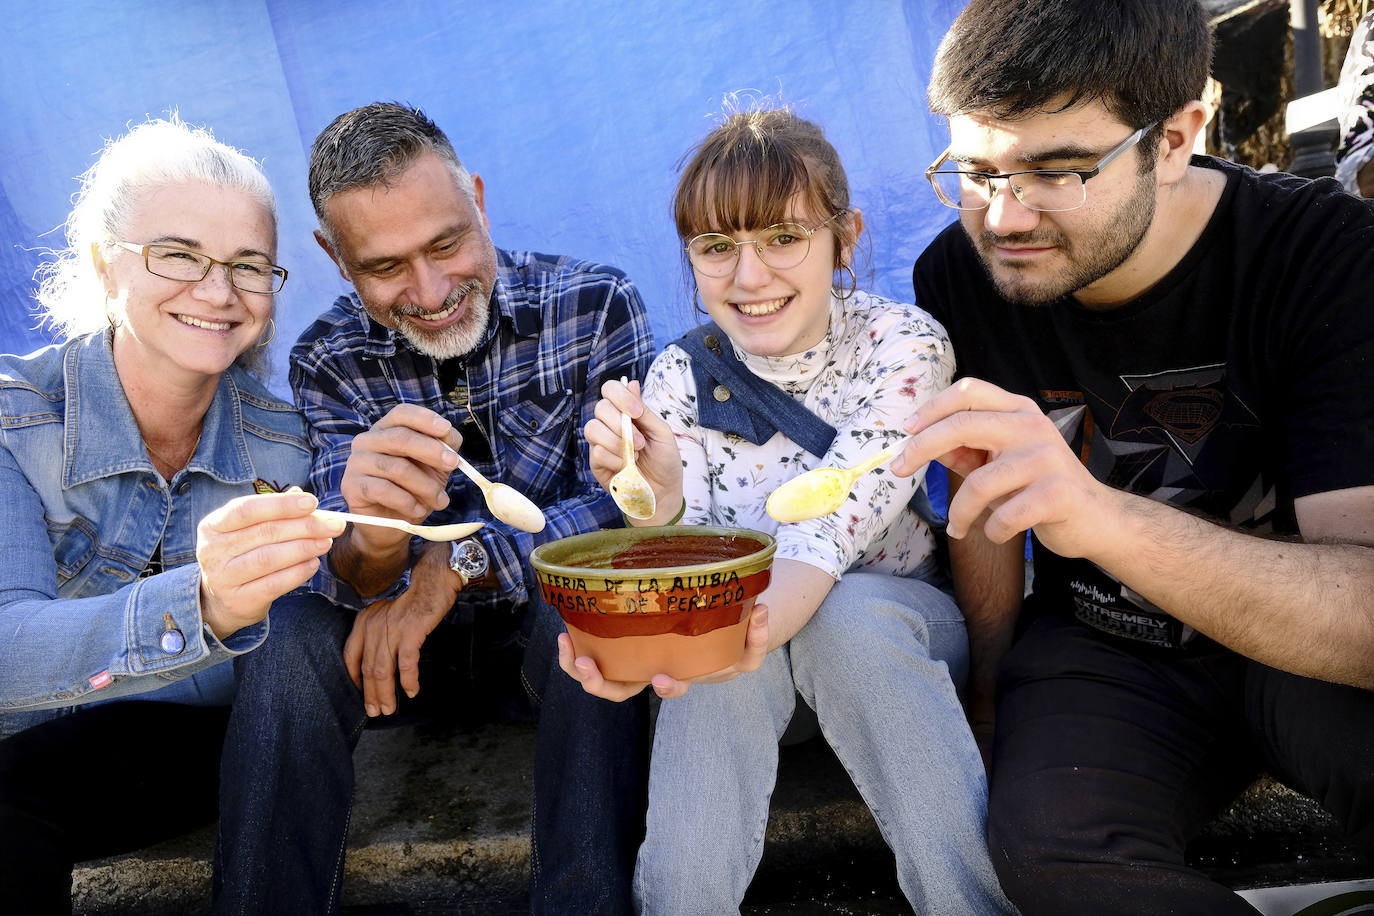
[290,248,656,616]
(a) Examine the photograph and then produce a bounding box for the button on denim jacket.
[0,330,311,717]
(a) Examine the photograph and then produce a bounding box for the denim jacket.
[0,330,311,713]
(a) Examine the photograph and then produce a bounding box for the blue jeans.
[522,580,650,915]
[212,589,649,915]
[633,572,1015,915]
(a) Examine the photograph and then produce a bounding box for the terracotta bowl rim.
[529,524,777,580]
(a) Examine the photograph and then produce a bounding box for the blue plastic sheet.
[1,0,964,395]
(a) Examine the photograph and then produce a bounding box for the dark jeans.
[213,589,649,915]
[988,615,1374,916]
[522,582,650,915]
[0,701,230,914]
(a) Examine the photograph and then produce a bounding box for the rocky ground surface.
[69,709,1371,915]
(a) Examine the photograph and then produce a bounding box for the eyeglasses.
[924,122,1158,213]
[685,210,847,278]
[114,241,288,294]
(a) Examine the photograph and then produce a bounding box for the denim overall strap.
[676,324,836,459]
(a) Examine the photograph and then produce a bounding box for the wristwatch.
[449,537,490,588]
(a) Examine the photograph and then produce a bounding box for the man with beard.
[213,103,655,915]
[892,1,1374,914]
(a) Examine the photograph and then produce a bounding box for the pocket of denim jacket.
[49,515,143,593]
[50,515,98,584]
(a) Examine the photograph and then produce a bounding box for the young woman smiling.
[568,107,1015,914]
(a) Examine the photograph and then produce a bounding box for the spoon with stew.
[765,442,905,523]
[606,377,657,521]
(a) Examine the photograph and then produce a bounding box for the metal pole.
[1288,0,1337,177]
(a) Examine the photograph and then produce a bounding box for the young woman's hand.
[585,378,685,525]
[555,603,770,701]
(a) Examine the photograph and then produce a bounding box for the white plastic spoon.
[313,509,485,542]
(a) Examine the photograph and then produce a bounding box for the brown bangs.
[673,124,830,240]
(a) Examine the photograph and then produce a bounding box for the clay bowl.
[530,525,776,681]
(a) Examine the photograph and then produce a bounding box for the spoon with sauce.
[607,377,657,521]
[453,454,547,533]
[765,442,905,524]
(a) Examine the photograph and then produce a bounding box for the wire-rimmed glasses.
[924,122,1158,213]
[685,210,848,277]
[114,241,288,294]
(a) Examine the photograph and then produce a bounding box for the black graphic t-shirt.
[915,156,1374,650]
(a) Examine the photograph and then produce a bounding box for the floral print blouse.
[642,289,955,581]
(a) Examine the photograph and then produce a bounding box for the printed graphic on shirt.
[1040,389,1085,406]
[1067,571,1182,648]
[1039,365,1269,648]
[1053,364,1271,526]
[446,381,470,412]
[1113,364,1229,457]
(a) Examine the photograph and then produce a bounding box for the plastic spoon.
[453,454,547,533]
[606,378,657,520]
[765,442,906,523]
[313,509,485,542]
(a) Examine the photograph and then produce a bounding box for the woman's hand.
[196,489,346,639]
[556,603,770,701]
[585,378,685,525]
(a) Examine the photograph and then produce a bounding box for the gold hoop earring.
[835,264,857,301]
[255,318,276,348]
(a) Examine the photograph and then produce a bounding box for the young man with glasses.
[891,1,1374,913]
[213,102,656,915]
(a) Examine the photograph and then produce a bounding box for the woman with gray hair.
[0,117,342,909]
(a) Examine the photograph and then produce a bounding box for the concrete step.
[71,718,1370,914]
[68,719,902,914]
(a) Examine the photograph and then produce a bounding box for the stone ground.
[70,710,1372,915]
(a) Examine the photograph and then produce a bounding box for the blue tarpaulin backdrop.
[0,0,965,389]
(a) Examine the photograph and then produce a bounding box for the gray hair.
[308,102,475,249]
[34,116,277,366]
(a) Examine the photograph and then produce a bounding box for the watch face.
[450,539,490,579]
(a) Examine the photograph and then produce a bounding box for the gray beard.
[393,283,490,360]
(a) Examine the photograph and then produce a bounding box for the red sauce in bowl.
[610,535,760,569]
